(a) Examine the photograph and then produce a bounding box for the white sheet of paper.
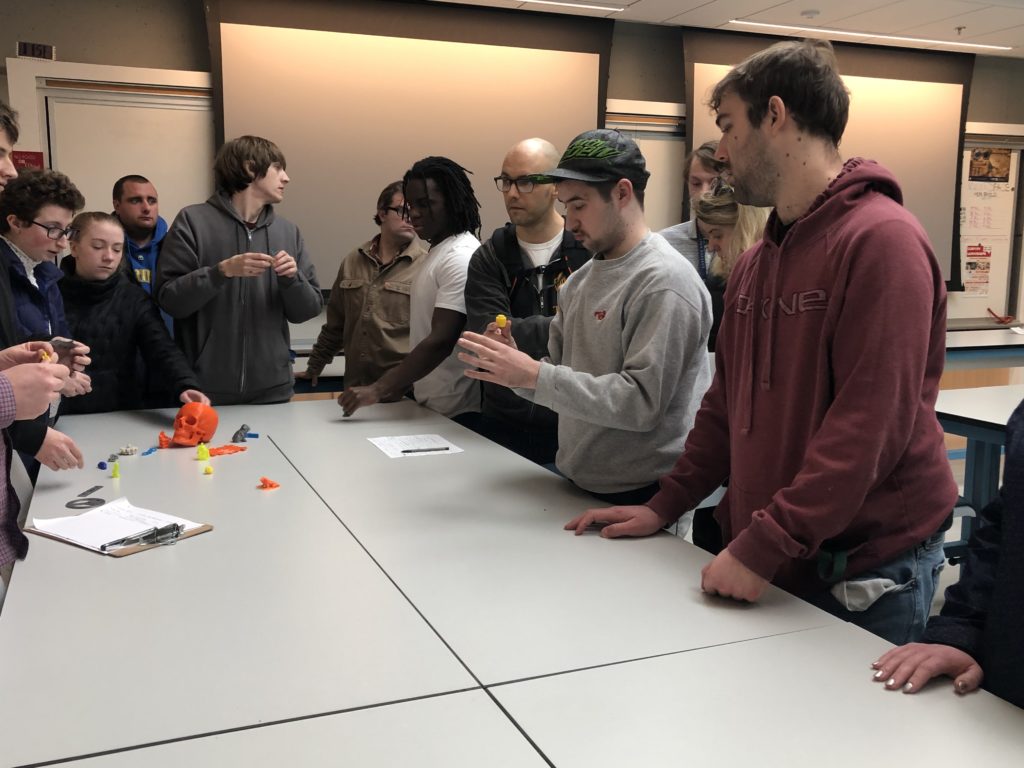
[32,497,203,552]
[367,434,463,458]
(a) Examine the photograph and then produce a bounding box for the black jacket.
[923,397,1024,709]
[465,223,590,429]
[59,260,200,414]
[0,246,48,456]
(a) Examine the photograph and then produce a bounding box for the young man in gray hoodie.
[457,130,712,508]
[156,135,323,404]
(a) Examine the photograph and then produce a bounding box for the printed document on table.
[31,497,204,552]
[367,434,463,458]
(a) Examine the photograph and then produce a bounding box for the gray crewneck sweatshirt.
[517,232,712,494]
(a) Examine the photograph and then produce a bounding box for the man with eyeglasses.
[464,138,590,464]
[296,181,427,389]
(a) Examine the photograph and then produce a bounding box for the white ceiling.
[435,0,1024,57]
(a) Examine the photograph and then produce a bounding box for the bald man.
[464,138,590,464]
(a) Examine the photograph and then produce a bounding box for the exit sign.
[17,41,56,60]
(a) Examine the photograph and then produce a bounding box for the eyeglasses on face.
[30,221,76,241]
[493,174,555,194]
[708,176,735,196]
[384,205,411,220]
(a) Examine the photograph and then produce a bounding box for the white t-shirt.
[410,231,482,417]
[519,231,563,290]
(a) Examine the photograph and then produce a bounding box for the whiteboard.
[949,147,1019,319]
[46,92,215,226]
[691,63,963,282]
[221,23,600,283]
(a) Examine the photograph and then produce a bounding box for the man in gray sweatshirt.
[457,129,711,507]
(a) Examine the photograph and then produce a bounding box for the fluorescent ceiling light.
[519,0,625,12]
[729,19,1012,52]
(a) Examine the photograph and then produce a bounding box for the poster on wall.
[969,147,1012,182]
[952,148,1019,318]
[963,242,993,296]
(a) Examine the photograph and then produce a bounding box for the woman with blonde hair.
[694,181,770,350]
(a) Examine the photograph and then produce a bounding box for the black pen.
[401,447,450,454]
[101,523,182,552]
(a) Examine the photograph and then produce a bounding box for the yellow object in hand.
[39,350,52,362]
[495,314,507,329]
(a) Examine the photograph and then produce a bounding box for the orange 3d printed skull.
[172,403,219,447]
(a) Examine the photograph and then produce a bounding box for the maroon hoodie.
[648,158,958,597]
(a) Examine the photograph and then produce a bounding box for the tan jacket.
[306,236,427,388]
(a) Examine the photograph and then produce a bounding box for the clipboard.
[26,523,213,557]
[27,498,213,557]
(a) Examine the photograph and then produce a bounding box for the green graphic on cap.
[561,138,622,161]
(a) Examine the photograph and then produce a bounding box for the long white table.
[1,399,1021,766]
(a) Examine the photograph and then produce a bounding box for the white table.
[493,623,1024,768]
[63,691,547,768]
[0,408,473,767]
[2,400,1021,766]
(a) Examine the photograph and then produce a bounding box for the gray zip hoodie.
[155,192,323,404]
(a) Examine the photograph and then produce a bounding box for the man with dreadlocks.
[339,156,481,421]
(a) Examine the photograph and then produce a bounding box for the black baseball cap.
[547,129,650,190]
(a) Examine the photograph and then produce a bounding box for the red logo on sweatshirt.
[593,310,607,321]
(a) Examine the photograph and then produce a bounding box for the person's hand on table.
[457,331,539,389]
[339,383,382,416]
[871,643,983,695]
[219,252,273,278]
[295,368,320,387]
[564,504,665,538]
[35,427,84,471]
[700,549,769,602]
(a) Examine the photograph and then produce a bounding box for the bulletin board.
[948,146,1020,320]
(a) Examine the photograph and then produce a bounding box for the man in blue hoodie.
[113,175,166,294]
[113,174,172,334]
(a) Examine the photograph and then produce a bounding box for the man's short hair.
[373,180,403,226]
[710,39,849,147]
[0,101,19,144]
[684,141,724,187]
[0,169,85,234]
[213,135,286,195]
[112,174,152,201]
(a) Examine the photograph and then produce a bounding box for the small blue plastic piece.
[98,461,108,470]
[141,446,158,456]
[246,432,259,439]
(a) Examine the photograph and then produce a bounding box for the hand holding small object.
[219,252,273,278]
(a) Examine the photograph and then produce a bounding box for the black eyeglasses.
[708,176,735,196]
[31,221,76,241]
[494,174,555,194]
[384,206,410,220]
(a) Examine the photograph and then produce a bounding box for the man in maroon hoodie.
[565,39,957,645]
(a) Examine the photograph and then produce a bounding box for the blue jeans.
[806,531,946,645]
